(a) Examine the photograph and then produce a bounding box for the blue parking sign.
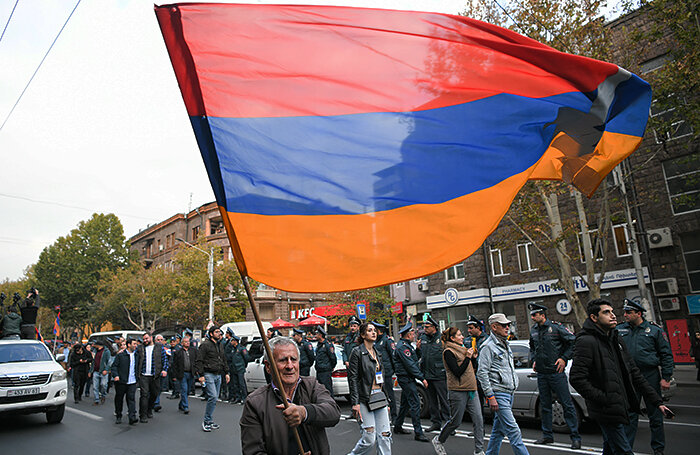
[357,303,367,320]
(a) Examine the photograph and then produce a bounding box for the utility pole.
[615,165,656,322]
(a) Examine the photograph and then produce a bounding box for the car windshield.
[0,344,53,364]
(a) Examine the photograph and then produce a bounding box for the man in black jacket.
[111,338,140,424]
[417,315,448,432]
[196,326,229,432]
[570,299,672,455]
[170,336,198,414]
[136,333,169,423]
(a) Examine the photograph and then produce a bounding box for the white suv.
[0,340,68,423]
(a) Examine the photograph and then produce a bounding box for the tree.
[98,262,177,332]
[32,213,133,334]
[324,287,394,332]
[170,239,245,328]
[620,0,699,146]
[462,0,628,327]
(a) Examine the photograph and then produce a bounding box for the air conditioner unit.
[647,228,673,249]
[418,282,429,292]
[652,278,678,296]
[159,245,164,251]
[659,297,680,312]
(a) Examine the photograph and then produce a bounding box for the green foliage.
[324,287,394,330]
[97,261,178,332]
[32,213,133,333]
[621,0,699,145]
[170,238,244,328]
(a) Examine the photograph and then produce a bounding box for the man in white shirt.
[111,338,140,425]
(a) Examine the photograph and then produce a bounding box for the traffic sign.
[357,303,367,320]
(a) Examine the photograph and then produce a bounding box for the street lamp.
[176,237,214,324]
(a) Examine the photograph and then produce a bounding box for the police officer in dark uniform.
[223,328,236,401]
[292,328,316,376]
[373,320,397,424]
[393,322,430,442]
[314,326,336,396]
[467,315,488,407]
[229,332,250,403]
[343,316,361,368]
[417,315,449,433]
[618,299,674,455]
[528,303,581,449]
[466,315,488,353]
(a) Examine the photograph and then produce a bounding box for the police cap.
[623,298,645,313]
[398,321,413,335]
[467,315,483,328]
[348,315,361,326]
[226,327,235,336]
[423,315,439,328]
[528,302,548,315]
[292,327,305,335]
[371,320,387,330]
[316,326,327,337]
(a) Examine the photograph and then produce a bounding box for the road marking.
[340,416,654,455]
[66,406,104,421]
[640,419,700,428]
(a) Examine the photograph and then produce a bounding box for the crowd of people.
[2,292,680,455]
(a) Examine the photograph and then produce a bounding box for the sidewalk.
[674,364,699,388]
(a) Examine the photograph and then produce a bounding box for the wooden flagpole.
[242,276,306,455]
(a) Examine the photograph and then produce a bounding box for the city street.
[1,376,699,455]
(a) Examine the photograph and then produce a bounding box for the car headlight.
[51,370,67,382]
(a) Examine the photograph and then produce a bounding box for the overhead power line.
[0,0,82,132]
[0,192,159,222]
[0,0,19,44]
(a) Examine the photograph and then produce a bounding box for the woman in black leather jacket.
[348,322,391,454]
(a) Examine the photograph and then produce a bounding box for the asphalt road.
[1,386,699,454]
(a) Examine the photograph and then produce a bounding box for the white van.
[87,330,145,351]
[219,321,272,344]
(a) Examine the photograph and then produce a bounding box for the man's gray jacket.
[476,332,519,397]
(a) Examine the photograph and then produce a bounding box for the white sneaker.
[432,435,447,455]
[474,451,485,455]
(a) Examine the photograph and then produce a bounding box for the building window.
[612,224,632,257]
[577,229,604,262]
[680,231,700,293]
[663,153,700,215]
[490,248,506,277]
[210,219,224,235]
[651,98,693,144]
[445,264,465,281]
[192,226,200,239]
[146,243,153,258]
[516,242,537,272]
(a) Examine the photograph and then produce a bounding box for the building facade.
[391,7,699,363]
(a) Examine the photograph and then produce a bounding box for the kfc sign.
[290,307,315,319]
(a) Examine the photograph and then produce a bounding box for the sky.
[0,0,470,281]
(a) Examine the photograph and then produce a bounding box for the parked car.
[245,343,350,400]
[0,340,68,423]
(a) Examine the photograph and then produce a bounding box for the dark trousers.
[625,368,665,452]
[427,378,449,425]
[138,375,160,418]
[317,370,333,396]
[600,422,634,455]
[395,375,423,435]
[382,370,397,424]
[230,368,247,402]
[537,371,581,440]
[72,369,88,401]
[114,382,137,420]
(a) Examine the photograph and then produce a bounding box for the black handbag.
[367,390,388,411]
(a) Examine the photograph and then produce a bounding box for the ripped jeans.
[348,402,392,455]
